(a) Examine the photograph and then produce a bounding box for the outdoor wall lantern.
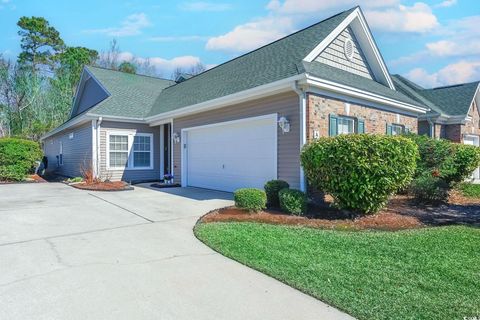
[173,132,180,143]
[278,116,290,134]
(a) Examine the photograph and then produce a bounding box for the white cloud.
[206,1,439,53]
[206,16,294,52]
[148,35,209,42]
[365,3,439,33]
[405,60,480,87]
[435,0,457,8]
[84,13,151,37]
[179,2,232,12]
[113,51,203,75]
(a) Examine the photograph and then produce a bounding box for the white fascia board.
[146,74,305,125]
[87,114,146,124]
[304,75,428,114]
[421,114,469,125]
[303,7,395,90]
[69,68,89,118]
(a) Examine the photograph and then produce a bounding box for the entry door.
[185,116,277,192]
[464,136,480,180]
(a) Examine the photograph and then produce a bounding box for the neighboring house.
[41,7,430,192]
[393,75,480,180]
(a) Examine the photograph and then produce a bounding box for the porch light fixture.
[172,132,180,144]
[278,116,290,134]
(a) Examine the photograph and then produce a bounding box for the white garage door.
[184,115,277,192]
[464,135,480,180]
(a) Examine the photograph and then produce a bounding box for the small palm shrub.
[234,188,267,212]
[301,134,418,214]
[278,188,307,215]
[264,179,289,207]
[0,138,43,181]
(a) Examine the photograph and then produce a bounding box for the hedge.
[0,138,43,181]
[234,188,267,212]
[301,134,418,214]
[278,188,307,215]
[264,179,289,208]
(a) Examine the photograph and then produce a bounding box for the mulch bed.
[71,181,134,191]
[201,193,480,231]
[201,207,423,231]
[0,174,47,184]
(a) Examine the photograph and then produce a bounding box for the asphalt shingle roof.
[392,74,479,116]
[86,66,175,118]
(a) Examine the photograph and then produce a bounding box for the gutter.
[292,81,307,192]
[96,117,103,178]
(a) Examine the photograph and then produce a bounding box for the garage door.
[184,115,277,192]
[464,135,480,180]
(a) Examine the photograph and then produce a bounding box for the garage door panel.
[185,116,277,192]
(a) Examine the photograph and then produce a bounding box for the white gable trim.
[304,7,395,90]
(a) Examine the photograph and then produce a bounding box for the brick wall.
[306,93,418,140]
[462,101,480,138]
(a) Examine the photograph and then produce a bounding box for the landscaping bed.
[71,181,133,191]
[195,223,480,320]
[0,174,46,184]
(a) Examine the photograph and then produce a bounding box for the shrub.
[0,138,43,181]
[406,134,480,185]
[409,173,449,203]
[301,134,418,214]
[264,180,289,207]
[234,188,267,212]
[278,188,307,215]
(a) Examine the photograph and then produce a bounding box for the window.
[133,135,151,168]
[387,124,405,136]
[107,132,153,170]
[329,115,365,136]
[109,135,129,168]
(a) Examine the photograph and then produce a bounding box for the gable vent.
[344,38,354,61]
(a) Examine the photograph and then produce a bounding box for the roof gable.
[304,7,395,89]
[315,26,373,80]
[70,68,109,119]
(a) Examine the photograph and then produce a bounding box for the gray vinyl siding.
[316,27,373,80]
[73,77,109,117]
[99,121,160,182]
[173,92,301,189]
[43,122,92,177]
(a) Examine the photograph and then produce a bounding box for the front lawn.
[195,223,480,320]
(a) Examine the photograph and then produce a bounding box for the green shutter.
[329,115,338,137]
[386,124,393,135]
[357,119,365,134]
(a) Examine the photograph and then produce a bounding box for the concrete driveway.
[0,183,352,320]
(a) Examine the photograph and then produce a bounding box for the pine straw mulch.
[71,181,133,191]
[200,193,480,231]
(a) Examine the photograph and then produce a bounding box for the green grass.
[458,183,480,198]
[195,223,480,320]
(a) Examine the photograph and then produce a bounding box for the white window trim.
[337,116,355,135]
[59,141,63,166]
[106,130,154,171]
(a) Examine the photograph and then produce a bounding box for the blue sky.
[0,0,479,87]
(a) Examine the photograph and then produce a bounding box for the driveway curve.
[0,183,353,320]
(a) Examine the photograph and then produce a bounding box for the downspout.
[96,117,103,178]
[427,118,435,139]
[293,81,307,192]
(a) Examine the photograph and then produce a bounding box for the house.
[41,7,430,192]
[393,75,480,180]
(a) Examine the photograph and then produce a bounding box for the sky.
[0,0,479,88]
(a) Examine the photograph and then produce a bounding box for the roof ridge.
[161,6,357,90]
[428,81,480,91]
[87,65,175,83]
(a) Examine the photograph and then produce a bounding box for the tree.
[170,62,206,81]
[118,61,137,74]
[97,39,121,70]
[17,16,65,71]
[57,46,98,93]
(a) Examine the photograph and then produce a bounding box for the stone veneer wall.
[306,93,418,141]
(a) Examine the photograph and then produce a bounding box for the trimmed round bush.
[0,138,43,181]
[264,179,289,207]
[301,134,418,214]
[278,188,307,215]
[408,173,449,203]
[234,188,267,212]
